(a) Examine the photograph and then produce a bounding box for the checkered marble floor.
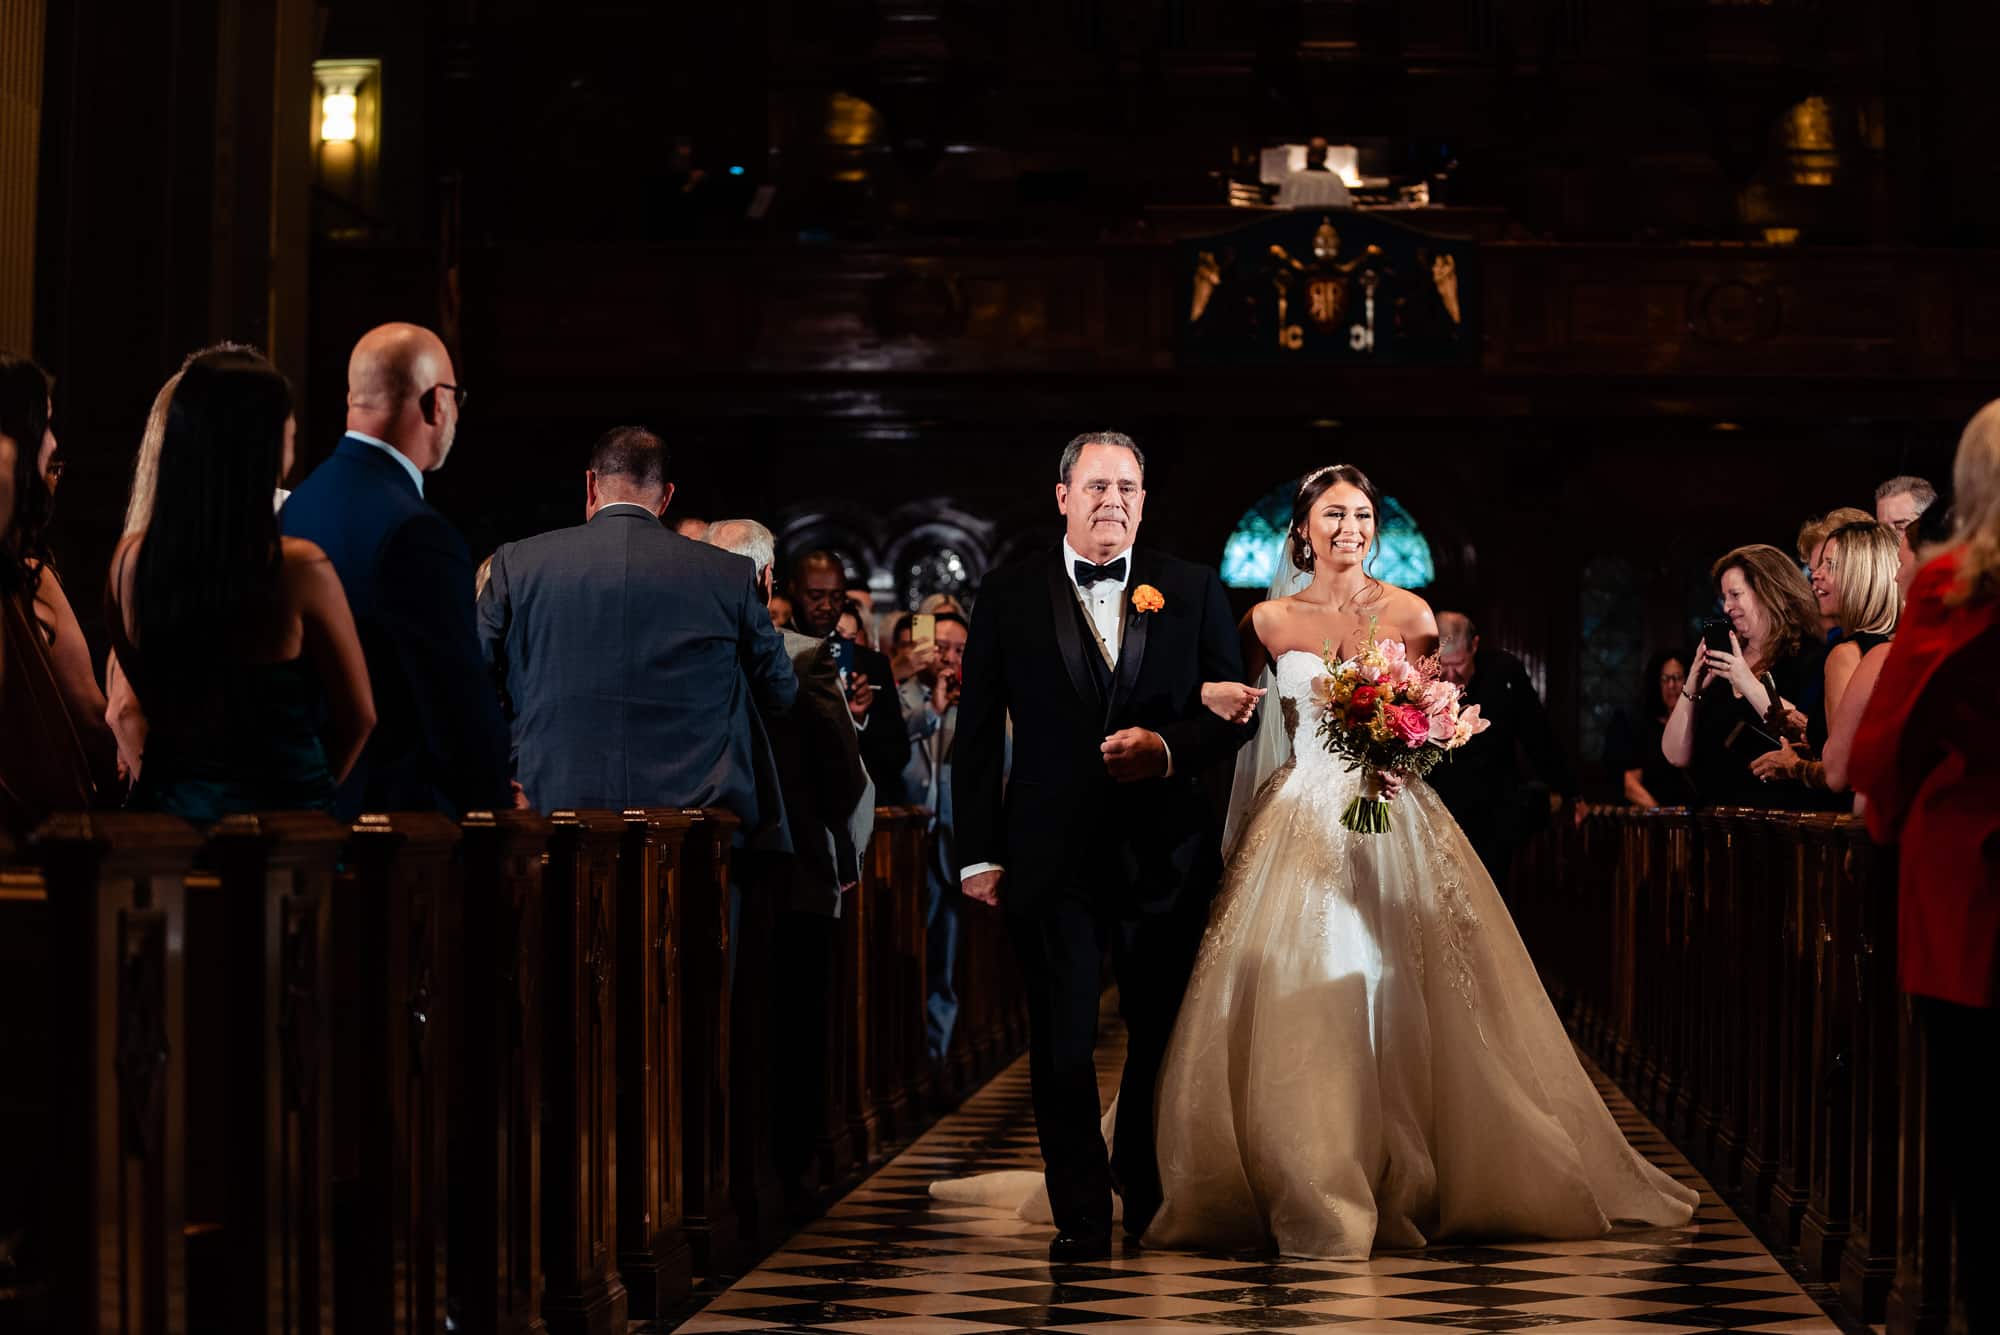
[666,1012,1849,1335]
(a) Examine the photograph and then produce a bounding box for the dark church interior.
[2,0,1995,1331]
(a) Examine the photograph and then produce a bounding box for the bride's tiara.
[1297,464,1346,494]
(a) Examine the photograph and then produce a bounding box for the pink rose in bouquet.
[1386,704,1432,748]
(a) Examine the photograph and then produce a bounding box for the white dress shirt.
[1063,537,1132,666]
[348,429,426,497]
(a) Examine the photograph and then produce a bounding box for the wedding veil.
[1220,540,1312,857]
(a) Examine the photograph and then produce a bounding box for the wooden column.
[539,811,627,1335]
[1686,809,1728,1167]
[1731,809,1780,1207]
[893,810,931,1121]
[728,834,786,1255]
[1884,994,1952,1335]
[815,902,859,1188]
[333,813,460,1335]
[193,812,343,1335]
[33,812,202,1334]
[862,815,907,1144]
[454,809,552,1335]
[1840,824,1900,1320]
[677,807,741,1277]
[1652,810,1693,1129]
[843,836,883,1165]
[1608,810,1640,1081]
[615,810,691,1314]
[1766,813,1821,1247]
[1799,814,1856,1282]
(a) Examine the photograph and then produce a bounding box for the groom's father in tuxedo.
[475,429,797,818]
[954,431,1253,1261]
[282,322,510,819]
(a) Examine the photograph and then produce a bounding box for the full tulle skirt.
[934,651,1697,1256]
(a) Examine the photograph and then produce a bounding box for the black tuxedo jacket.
[953,546,1252,917]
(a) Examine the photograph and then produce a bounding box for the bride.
[935,464,1697,1258]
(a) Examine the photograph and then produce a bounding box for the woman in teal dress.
[106,348,375,823]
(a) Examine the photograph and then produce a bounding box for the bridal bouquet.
[1311,632,1489,834]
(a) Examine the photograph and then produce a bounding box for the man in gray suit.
[476,427,797,821]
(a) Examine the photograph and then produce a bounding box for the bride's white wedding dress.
[933,649,1697,1256]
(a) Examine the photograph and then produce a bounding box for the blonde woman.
[1754,519,1901,792]
[1799,506,1873,635]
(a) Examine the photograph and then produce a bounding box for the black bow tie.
[1074,557,1127,588]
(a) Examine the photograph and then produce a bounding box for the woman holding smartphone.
[1661,543,1825,808]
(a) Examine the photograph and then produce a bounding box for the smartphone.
[911,613,936,647]
[827,633,856,680]
[1701,617,1734,653]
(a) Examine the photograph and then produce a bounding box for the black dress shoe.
[1120,1197,1160,1242]
[1049,1225,1112,1263]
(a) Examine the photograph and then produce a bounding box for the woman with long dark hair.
[0,352,114,832]
[106,347,375,821]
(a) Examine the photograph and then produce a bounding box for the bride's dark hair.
[1290,463,1382,571]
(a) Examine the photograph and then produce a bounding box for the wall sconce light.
[313,59,379,147]
[320,88,358,142]
[313,59,383,237]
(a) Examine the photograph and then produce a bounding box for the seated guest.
[1798,506,1874,640]
[1874,473,1938,535]
[282,323,510,819]
[767,592,794,629]
[105,350,375,821]
[1427,611,1573,882]
[1604,651,1697,808]
[892,610,972,1067]
[477,428,797,817]
[0,353,114,831]
[791,550,911,802]
[1850,409,1999,1335]
[1662,544,1825,809]
[705,516,871,1212]
[1753,520,1901,794]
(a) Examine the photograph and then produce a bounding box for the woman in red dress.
[1848,401,2000,1334]
[1849,404,2000,1007]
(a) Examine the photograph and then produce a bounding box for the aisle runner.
[671,1017,1845,1334]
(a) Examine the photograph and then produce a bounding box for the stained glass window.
[1221,478,1435,590]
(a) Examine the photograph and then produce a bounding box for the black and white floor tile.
[664,1014,1847,1335]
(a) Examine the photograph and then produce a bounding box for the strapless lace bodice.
[1273,649,1344,778]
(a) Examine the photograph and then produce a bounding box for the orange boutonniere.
[1132,584,1165,614]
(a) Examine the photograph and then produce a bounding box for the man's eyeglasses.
[429,383,470,410]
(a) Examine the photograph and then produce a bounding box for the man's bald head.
[345,322,461,472]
